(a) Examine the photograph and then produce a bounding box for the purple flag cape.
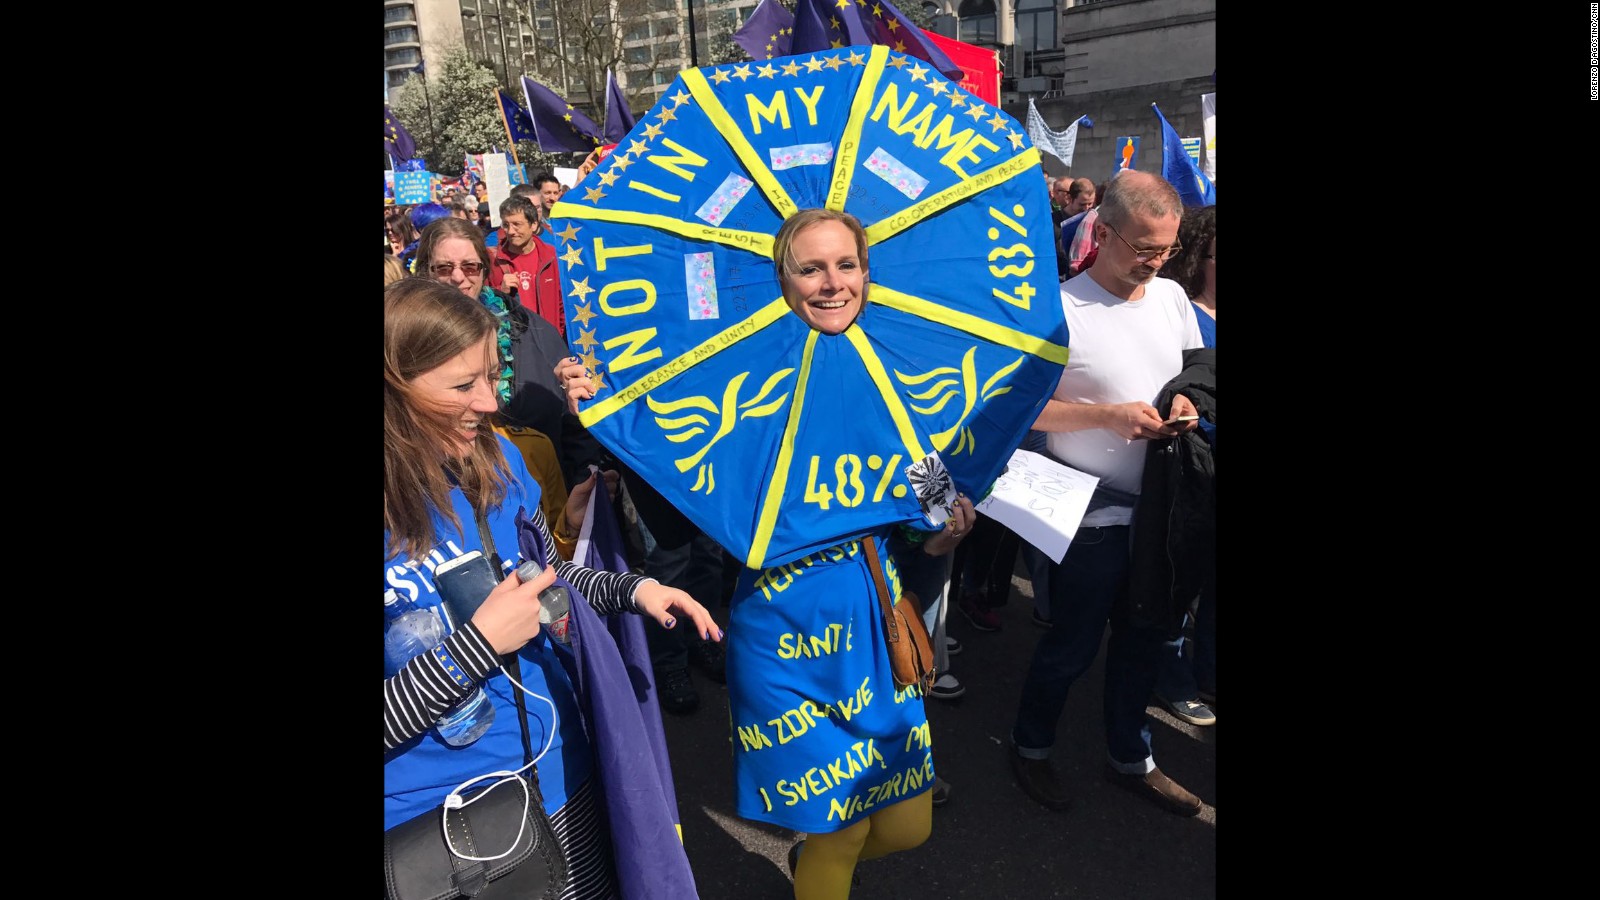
[516,494,698,900]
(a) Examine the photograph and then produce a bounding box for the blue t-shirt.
[383,435,591,829]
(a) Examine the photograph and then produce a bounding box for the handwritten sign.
[974,449,1098,563]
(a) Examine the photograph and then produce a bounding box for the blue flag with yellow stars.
[495,88,538,147]
[385,105,416,163]
[603,70,637,144]
[1152,102,1215,207]
[791,0,963,83]
[547,47,1068,570]
[522,75,606,153]
[732,0,795,61]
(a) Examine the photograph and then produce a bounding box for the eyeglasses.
[1103,223,1182,263]
[429,261,484,277]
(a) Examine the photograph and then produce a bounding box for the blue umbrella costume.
[548,46,1067,833]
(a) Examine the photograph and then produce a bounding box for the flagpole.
[418,68,439,165]
[493,89,521,165]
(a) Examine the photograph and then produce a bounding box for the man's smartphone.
[433,551,502,628]
[1163,414,1199,426]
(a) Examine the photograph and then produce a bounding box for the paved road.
[658,565,1216,899]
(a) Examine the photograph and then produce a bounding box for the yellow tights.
[792,791,932,899]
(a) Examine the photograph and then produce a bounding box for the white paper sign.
[554,166,580,188]
[974,449,1099,563]
[483,153,512,227]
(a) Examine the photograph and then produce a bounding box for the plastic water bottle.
[516,560,571,644]
[384,589,496,746]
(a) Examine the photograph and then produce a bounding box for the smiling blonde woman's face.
[779,220,866,335]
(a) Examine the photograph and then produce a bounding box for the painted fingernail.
[717,629,726,641]
[664,617,676,628]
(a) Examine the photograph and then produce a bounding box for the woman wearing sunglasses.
[413,217,609,493]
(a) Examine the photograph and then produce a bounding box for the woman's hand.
[560,468,618,537]
[923,493,976,557]
[634,582,724,642]
[554,356,597,415]
[468,563,558,654]
[575,147,605,183]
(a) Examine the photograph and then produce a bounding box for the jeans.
[1012,525,1168,772]
[1155,572,1216,700]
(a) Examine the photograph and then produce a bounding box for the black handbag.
[383,513,570,900]
[383,769,566,900]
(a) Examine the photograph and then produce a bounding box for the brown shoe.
[1105,766,1202,817]
[1010,748,1071,811]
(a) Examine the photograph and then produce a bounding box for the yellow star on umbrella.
[987,112,1008,132]
[572,302,598,327]
[658,107,678,122]
[782,59,802,76]
[804,56,825,72]
[556,222,582,243]
[597,169,620,187]
[669,89,691,107]
[560,245,584,267]
[732,64,753,81]
[584,185,607,202]
[887,55,909,69]
[588,370,607,392]
[611,154,634,171]
[1007,130,1025,149]
[847,50,866,66]
[628,138,649,156]
[908,63,928,81]
[824,55,844,70]
[712,68,731,84]
[581,352,602,373]
[568,277,596,302]
[948,90,967,107]
[927,79,948,95]
[642,121,664,139]
[574,327,600,354]
[758,63,777,78]
[965,103,987,121]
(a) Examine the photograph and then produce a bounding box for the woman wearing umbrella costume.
[552,45,1069,896]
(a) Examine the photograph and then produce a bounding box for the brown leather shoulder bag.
[862,536,937,692]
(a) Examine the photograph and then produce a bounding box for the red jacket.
[490,238,564,337]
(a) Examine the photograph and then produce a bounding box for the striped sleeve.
[526,505,647,617]
[383,622,500,751]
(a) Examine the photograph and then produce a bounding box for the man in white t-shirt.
[1008,170,1208,817]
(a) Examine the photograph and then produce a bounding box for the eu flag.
[732,0,795,61]
[384,105,416,163]
[790,0,963,83]
[603,70,636,144]
[521,75,605,153]
[495,88,538,146]
[1152,102,1215,207]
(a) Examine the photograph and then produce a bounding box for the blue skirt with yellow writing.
[725,532,934,833]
